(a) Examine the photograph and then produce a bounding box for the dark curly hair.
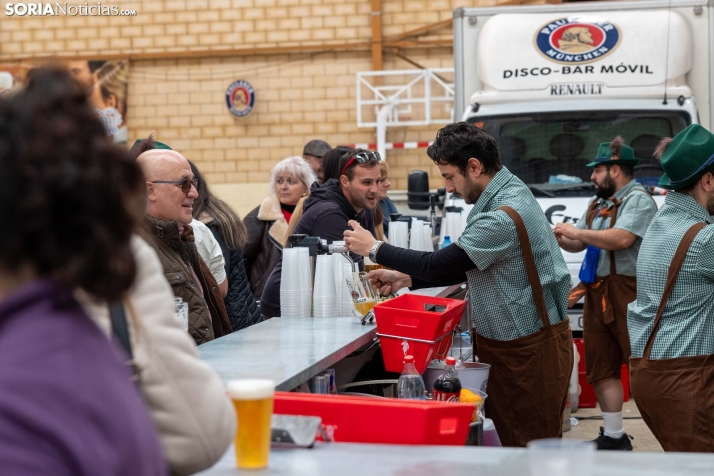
[426,122,501,176]
[0,67,143,301]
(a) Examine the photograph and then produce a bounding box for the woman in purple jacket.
[0,67,167,475]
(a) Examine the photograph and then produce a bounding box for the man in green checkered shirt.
[627,123,714,452]
[455,163,572,340]
[343,123,572,447]
[628,128,714,360]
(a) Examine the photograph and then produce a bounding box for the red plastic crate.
[574,338,586,373]
[578,372,597,408]
[378,331,454,374]
[373,294,465,340]
[374,294,465,373]
[574,338,630,408]
[273,392,473,446]
[620,364,630,401]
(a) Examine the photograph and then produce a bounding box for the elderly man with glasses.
[135,140,232,345]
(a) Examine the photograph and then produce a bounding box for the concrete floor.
[563,400,663,452]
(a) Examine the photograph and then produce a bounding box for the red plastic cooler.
[273,392,473,445]
[373,294,466,374]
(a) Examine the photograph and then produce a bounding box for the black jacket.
[243,196,286,298]
[259,179,375,317]
[205,221,261,331]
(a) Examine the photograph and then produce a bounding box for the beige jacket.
[77,235,235,476]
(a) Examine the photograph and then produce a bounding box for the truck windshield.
[468,111,690,197]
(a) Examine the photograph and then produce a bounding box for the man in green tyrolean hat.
[627,124,714,452]
[555,135,657,450]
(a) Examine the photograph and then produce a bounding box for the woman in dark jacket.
[244,156,316,298]
[190,162,261,331]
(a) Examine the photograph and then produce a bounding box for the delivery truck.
[447,0,714,326]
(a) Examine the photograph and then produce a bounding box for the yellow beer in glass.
[228,379,275,469]
[354,299,376,317]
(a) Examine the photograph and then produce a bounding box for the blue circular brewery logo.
[535,17,620,64]
[225,80,255,117]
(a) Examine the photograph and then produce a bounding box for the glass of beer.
[346,271,378,317]
[228,379,275,469]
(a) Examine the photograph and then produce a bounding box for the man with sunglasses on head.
[259,149,380,318]
[135,139,232,345]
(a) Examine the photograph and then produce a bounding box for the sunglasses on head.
[341,151,381,176]
[152,177,199,194]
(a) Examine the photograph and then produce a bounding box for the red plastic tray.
[273,392,473,446]
[374,294,465,340]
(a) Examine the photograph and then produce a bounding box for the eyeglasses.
[341,151,381,176]
[151,178,199,194]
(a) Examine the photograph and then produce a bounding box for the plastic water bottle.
[442,236,452,248]
[398,355,426,400]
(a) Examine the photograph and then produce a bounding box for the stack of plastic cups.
[341,263,356,316]
[409,218,424,251]
[331,242,353,316]
[453,212,463,241]
[280,248,304,317]
[423,224,434,252]
[312,255,337,318]
[440,211,462,246]
[389,221,409,248]
[296,248,312,317]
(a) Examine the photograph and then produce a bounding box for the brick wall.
[0,0,539,211]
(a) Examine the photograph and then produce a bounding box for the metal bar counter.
[199,316,377,391]
[197,442,714,475]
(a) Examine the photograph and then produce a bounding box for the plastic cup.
[296,248,312,316]
[423,224,433,252]
[228,379,275,469]
[332,244,351,314]
[313,255,336,317]
[409,218,423,251]
[392,221,409,249]
[280,249,300,292]
[463,387,487,420]
[341,263,356,315]
[314,256,336,295]
[527,439,596,476]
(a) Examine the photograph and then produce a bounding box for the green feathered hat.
[658,124,714,190]
[130,138,172,154]
[586,136,640,167]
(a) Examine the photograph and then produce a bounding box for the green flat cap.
[586,136,640,167]
[659,124,714,190]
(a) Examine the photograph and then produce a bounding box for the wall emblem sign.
[226,80,255,117]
